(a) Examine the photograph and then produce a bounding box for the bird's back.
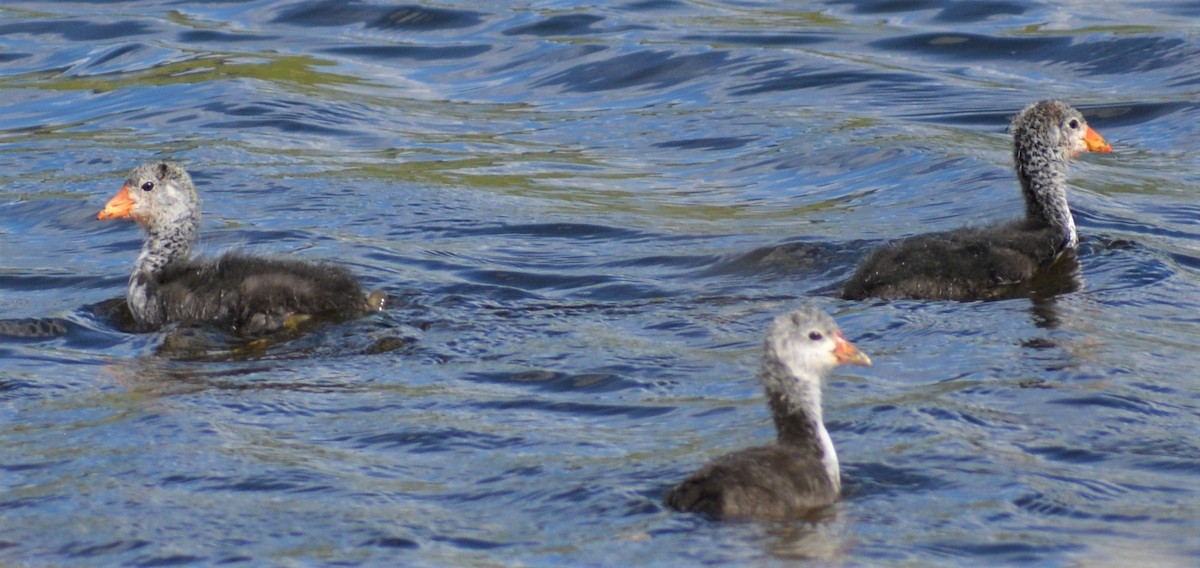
[842,222,1063,301]
[148,252,368,334]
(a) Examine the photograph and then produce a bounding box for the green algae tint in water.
[0,1,1198,566]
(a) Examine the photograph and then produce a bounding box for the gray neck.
[761,360,840,491]
[128,215,196,324]
[1016,141,1076,249]
[135,223,194,275]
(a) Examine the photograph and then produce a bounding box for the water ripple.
[0,1,1197,566]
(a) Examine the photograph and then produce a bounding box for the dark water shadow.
[535,50,737,93]
[872,32,1193,75]
[841,461,947,500]
[502,14,652,37]
[273,2,483,31]
[732,67,935,97]
[699,240,863,285]
[0,19,154,41]
[82,296,418,363]
[465,369,641,394]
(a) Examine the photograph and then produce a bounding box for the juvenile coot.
[97,162,384,334]
[664,305,871,520]
[842,100,1112,301]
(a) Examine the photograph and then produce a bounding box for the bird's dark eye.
[1068,119,1080,129]
[808,331,824,341]
[140,182,155,191]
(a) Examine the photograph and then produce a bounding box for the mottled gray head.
[761,305,871,395]
[98,162,200,232]
[1012,100,1111,163]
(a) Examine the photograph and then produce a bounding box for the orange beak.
[97,184,135,220]
[833,331,872,367]
[1083,126,1112,153]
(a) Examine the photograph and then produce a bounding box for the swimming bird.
[97,162,384,335]
[842,100,1112,301]
[665,305,871,520]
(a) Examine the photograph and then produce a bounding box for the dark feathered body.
[664,444,838,519]
[98,162,381,335]
[138,253,369,334]
[842,222,1063,300]
[841,100,1110,301]
[665,307,871,521]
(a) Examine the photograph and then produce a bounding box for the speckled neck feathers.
[1012,100,1080,249]
[126,163,201,326]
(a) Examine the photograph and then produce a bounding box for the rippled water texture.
[2,1,1198,566]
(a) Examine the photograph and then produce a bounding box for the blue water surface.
[1,1,1198,566]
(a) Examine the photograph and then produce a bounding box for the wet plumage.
[842,100,1111,301]
[665,306,871,520]
[98,162,383,335]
